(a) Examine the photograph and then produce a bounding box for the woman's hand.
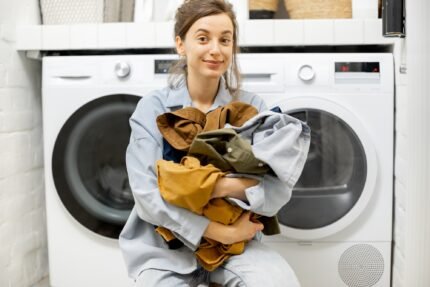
[203,212,264,245]
[212,177,259,200]
[228,211,264,243]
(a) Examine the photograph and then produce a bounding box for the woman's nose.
[209,41,221,55]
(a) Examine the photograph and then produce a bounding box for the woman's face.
[176,13,234,80]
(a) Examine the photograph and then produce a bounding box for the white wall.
[392,39,407,287]
[391,1,430,284]
[403,0,430,285]
[0,0,48,286]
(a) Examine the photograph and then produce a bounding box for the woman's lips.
[203,59,224,69]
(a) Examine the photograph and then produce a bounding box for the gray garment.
[135,240,301,287]
[227,110,311,188]
[120,79,296,280]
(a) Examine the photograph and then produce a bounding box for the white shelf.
[16,19,396,51]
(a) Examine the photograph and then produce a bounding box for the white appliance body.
[239,53,393,287]
[42,53,393,287]
[42,54,178,287]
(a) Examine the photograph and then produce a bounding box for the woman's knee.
[135,269,191,287]
[218,241,301,287]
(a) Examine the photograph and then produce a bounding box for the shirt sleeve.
[236,91,294,217]
[126,95,210,250]
[225,174,292,217]
[247,91,268,113]
[244,174,292,217]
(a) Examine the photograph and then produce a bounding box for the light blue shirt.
[228,111,311,187]
[119,79,295,279]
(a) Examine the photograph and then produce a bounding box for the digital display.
[335,62,380,73]
[154,59,178,74]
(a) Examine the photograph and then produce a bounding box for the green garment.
[189,128,270,175]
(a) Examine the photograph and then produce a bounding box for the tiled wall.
[0,0,48,286]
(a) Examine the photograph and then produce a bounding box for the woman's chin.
[202,69,225,79]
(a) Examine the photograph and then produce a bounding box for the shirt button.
[258,162,264,167]
[227,147,233,153]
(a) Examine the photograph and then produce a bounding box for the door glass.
[278,109,367,229]
[53,94,139,238]
[76,106,134,211]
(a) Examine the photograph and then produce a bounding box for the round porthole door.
[275,97,377,240]
[52,94,140,239]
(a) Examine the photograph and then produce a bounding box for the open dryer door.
[275,97,377,240]
[52,94,139,239]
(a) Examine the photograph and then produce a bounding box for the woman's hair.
[168,0,241,98]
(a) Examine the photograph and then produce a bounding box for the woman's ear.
[175,36,185,56]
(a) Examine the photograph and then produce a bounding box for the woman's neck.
[187,74,220,112]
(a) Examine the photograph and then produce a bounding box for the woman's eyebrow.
[194,28,233,35]
[194,28,209,34]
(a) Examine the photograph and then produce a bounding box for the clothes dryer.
[42,54,179,287]
[239,53,393,287]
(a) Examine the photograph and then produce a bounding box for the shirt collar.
[166,77,232,112]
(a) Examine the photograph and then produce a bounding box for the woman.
[119,0,301,286]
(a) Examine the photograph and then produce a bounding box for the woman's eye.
[197,36,208,42]
[222,38,232,44]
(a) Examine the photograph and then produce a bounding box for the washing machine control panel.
[334,61,381,84]
[154,59,178,74]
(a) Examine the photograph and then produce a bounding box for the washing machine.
[239,53,393,287]
[43,53,393,287]
[42,54,179,287]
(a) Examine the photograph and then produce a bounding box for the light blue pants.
[135,241,300,287]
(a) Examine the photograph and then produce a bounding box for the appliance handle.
[241,73,274,81]
[293,184,348,192]
[55,75,92,79]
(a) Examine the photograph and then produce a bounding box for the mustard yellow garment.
[154,102,266,271]
[157,156,249,271]
[155,225,245,271]
[155,195,245,271]
[195,238,245,271]
[157,157,243,225]
[157,157,227,214]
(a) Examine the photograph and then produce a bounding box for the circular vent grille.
[338,244,384,287]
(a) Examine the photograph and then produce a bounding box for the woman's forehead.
[187,14,234,35]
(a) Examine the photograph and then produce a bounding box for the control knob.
[115,62,131,78]
[298,65,315,81]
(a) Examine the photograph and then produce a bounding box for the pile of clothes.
[153,101,310,271]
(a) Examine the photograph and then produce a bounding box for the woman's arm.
[207,177,267,244]
[127,95,210,250]
[203,212,264,244]
[211,177,259,201]
[210,166,297,218]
